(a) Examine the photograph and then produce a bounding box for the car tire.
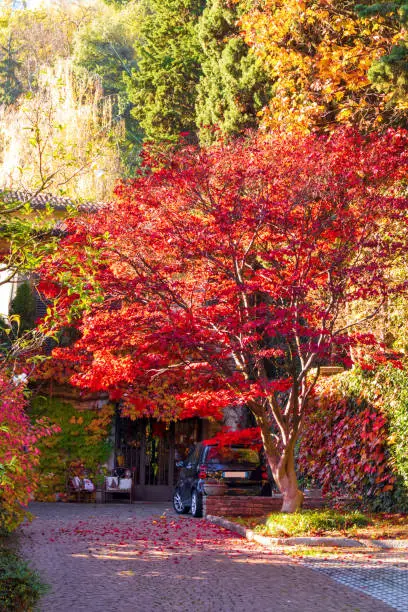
[190,489,203,518]
[173,489,189,514]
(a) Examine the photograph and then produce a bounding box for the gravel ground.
[19,502,396,612]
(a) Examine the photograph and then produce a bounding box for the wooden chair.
[103,474,133,503]
[67,474,96,503]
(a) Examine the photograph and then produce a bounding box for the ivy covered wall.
[30,397,114,501]
[299,365,408,511]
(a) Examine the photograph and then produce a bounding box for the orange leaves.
[382,484,395,492]
[69,415,83,425]
[240,0,397,131]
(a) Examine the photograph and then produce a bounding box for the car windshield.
[206,446,260,466]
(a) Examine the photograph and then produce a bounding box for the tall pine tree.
[356,1,408,126]
[126,0,205,142]
[196,0,272,143]
[0,33,22,105]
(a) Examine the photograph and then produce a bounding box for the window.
[206,446,260,466]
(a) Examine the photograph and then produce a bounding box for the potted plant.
[303,478,323,498]
[202,472,227,496]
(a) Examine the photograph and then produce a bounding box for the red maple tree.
[41,130,408,511]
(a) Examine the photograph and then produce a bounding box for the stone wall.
[203,495,325,517]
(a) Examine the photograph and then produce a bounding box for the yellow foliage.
[241,0,402,132]
[0,60,125,202]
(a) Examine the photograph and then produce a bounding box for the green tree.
[74,12,136,98]
[0,33,22,105]
[357,2,408,22]
[196,0,272,143]
[126,0,205,142]
[73,2,142,173]
[9,281,36,334]
[356,1,408,125]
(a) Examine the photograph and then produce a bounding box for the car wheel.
[190,489,203,518]
[173,489,189,514]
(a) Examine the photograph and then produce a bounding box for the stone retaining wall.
[203,495,326,517]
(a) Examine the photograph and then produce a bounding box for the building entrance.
[114,417,205,501]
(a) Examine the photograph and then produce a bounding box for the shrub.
[0,546,47,611]
[0,369,56,532]
[9,281,36,333]
[262,509,369,537]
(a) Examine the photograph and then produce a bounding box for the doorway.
[114,417,204,501]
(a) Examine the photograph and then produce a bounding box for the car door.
[180,445,201,504]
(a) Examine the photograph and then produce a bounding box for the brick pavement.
[210,514,408,611]
[19,503,396,612]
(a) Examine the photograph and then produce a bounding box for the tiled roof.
[0,189,103,213]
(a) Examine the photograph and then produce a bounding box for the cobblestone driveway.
[20,503,395,612]
[303,551,408,612]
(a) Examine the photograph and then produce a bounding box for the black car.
[172,442,267,517]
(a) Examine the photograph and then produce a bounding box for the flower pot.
[203,482,227,496]
[95,488,104,503]
[304,488,322,499]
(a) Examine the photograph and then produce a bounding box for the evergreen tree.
[10,281,36,334]
[126,0,205,142]
[356,2,408,125]
[357,1,408,21]
[196,0,272,143]
[0,34,22,105]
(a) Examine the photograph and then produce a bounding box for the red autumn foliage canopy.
[40,129,408,509]
[202,427,263,451]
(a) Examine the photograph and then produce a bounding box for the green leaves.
[126,0,205,142]
[0,547,48,610]
[196,0,272,143]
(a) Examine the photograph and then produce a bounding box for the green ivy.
[30,397,113,501]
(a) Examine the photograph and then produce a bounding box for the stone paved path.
[302,549,408,612]
[20,503,396,612]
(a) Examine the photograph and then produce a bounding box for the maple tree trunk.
[273,451,304,513]
[256,415,304,512]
